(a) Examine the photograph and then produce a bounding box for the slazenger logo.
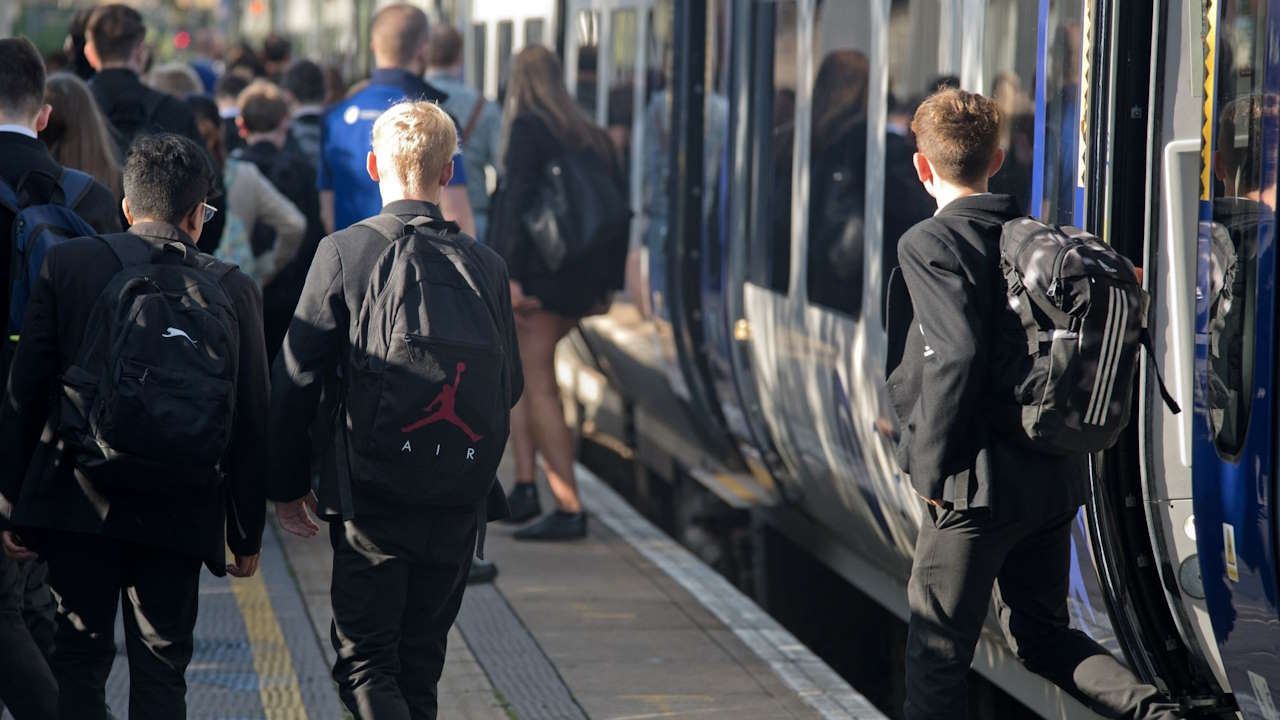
[399,362,483,461]
[162,327,198,348]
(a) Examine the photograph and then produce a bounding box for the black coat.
[0,222,270,573]
[885,193,1088,514]
[267,199,521,520]
[88,69,203,147]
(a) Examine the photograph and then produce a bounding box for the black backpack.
[57,236,240,491]
[521,147,630,273]
[339,214,509,508]
[104,91,166,158]
[994,218,1178,455]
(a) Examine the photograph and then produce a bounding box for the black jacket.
[0,222,270,573]
[885,193,1088,513]
[89,69,203,147]
[268,199,522,520]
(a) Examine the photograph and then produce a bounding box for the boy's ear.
[438,158,454,189]
[366,151,380,183]
[913,152,934,191]
[987,147,1006,178]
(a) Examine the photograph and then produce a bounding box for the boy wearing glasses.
[0,133,270,719]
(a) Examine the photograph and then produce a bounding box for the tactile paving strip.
[456,583,589,720]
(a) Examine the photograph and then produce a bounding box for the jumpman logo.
[400,362,484,442]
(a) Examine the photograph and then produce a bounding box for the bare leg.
[510,380,537,487]
[517,310,581,513]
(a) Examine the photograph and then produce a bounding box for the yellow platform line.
[229,567,309,719]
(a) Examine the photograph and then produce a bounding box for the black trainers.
[468,557,498,585]
[505,483,541,524]
[513,510,587,541]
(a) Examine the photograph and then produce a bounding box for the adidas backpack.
[340,215,509,507]
[995,218,1178,455]
[2,169,97,338]
[58,236,240,491]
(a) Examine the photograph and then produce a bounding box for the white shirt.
[0,124,37,139]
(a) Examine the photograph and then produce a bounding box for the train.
[455,0,1276,718]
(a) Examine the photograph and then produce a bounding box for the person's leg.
[523,311,580,513]
[995,510,1183,720]
[330,519,412,720]
[0,554,58,720]
[21,559,56,660]
[904,507,1015,720]
[120,542,202,720]
[398,512,478,719]
[40,531,122,720]
[505,312,543,523]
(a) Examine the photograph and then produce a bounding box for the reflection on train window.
[749,0,797,293]
[497,21,514,94]
[1038,0,1083,224]
[983,0,1039,214]
[525,19,545,48]
[471,23,486,93]
[805,0,871,316]
[703,0,732,292]
[1205,0,1271,459]
[608,9,639,190]
[575,11,600,115]
[640,1,675,313]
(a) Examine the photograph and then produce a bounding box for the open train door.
[1191,0,1280,716]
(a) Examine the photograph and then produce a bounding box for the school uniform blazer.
[885,193,1089,514]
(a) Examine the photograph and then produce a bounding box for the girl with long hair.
[39,72,122,200]
[490,45,624,540]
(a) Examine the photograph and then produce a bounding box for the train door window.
[1204,2,1270,459]
[497,20,514,94]
[748,0,798,293]
[574,11,601,115]
[471,23,487,93]
[525,18,545,47]
[805,0,871,315]
[607,9,639,189]
[1038,0,1085,224]
[640,0,675,314]
[983,0,1039,214]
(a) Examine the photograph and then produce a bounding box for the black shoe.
[513,511,587,541]
[468,557,498,585]
[505,483,541,524]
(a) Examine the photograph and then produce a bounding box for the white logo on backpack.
[162,327,198,348]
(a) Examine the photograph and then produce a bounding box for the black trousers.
[329,511,477,720]
[905,505,1183,720]
[0,555,57,719]
[39,531,202,720]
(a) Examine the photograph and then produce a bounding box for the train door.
[1192,0,1280,714]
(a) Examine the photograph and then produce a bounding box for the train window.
[607,9,639,189]
[748,0,797,293]
[1038,0,1084,224]
[497,20,514,93]
[471,23,486,93]
[805,0,871,316]
[525,18,545,47]
[638,1,675,316]
[1204,0,1270,459]
[574,11,601,115]
[983,0,1039,214]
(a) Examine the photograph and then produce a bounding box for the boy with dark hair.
[282,59,327,170]
[0,35,121,720]
[85,4,204,155]
[0,133,270,720]
[262,33,292,80]
[216,69,254,154]
[887,88,1182,719]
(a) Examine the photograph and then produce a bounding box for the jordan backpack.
[57,236,240,491]
[995,218,1178,455]
[341,214,508,507]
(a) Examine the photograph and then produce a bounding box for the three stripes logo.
[1084,287,1129,426]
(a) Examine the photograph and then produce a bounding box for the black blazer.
[0,223,270,573]
[885,193,1089,514]
[89,69,203,147]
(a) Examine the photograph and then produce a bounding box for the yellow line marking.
[229,567,309,719]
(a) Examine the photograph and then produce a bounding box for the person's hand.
[510,280,541,314]
[1,531,35,561]
[227,553,260,578]
[276,494,320,538]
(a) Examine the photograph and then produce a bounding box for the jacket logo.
[401,362,484,443]
[162,327,198,348]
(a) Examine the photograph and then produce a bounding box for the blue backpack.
[0,169,97,337]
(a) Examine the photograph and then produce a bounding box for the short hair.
[283,59,325,104]
[1218,96,1264,194]
[372,101,457,193]
[238,80,290,133]
[911,88,1002,185]
[215,69,253,101]
[428,23,463,69]
[146,62,203,98]
[262,34,291,63]
[371,4,429,68]
[0,38,47,121]
[123,133,217,224]
[87,4,146,64]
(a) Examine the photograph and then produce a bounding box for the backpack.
[339,214,509,509]
[521,147,630,272]
[1,169,97,336]
[104,91,166,158]
[1205,197,1263,450]
[995,218,1178,455]
[57,235,241,492]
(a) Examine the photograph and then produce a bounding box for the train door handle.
[1161,138,1199,468]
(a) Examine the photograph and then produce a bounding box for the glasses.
[200,202,218,223]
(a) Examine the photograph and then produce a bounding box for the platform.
[13,464,883,719]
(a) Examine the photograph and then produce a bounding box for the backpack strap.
[1139,328,1182,415]
[461,95,487,146]
[102,233,154,268]
[57,169,95,210]
[1003,265,1041,356]
[0,176,18,215]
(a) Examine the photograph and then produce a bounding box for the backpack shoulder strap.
[461,95,487,146]
[101,233,153,268]
[0,176,18,214]
[57,169,95,210]
[355,214,410,243]
[1139,328,1182,415]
